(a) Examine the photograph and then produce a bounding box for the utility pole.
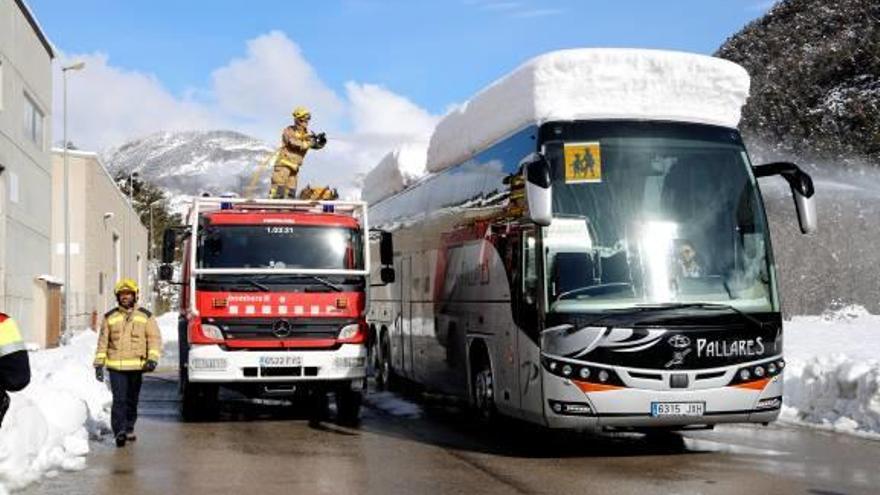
[62,61,85,337]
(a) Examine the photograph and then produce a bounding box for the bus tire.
[471,344,497,423]
[376,330,394,391]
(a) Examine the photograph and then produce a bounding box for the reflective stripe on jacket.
[0,315,26,357]
[94,306,161,370]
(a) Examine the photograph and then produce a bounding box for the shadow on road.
[141,373,709,460]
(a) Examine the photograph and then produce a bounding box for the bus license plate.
[259,356,302,367]
[651,402,705,417]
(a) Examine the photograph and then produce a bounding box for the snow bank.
[427,48,750,173]
[156,312,180,370]
[362,143,428,204]
[0,331,111,492]
[782,305,880,438]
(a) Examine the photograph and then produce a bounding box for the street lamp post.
[146,199,160,310]
[62,61,85,338]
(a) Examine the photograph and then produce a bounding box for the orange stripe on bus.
[573,380,623,393]
[732,378,771,390]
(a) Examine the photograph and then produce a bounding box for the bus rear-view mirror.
[753,162,816,234]
[380,232,394,266]
[520,152,553,226]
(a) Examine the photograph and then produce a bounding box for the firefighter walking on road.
[0,313,30,428]
[269,106,327,199]
[94,279,162,447]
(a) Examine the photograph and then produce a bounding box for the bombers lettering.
[227,294,271,303]
[696,337,765,358]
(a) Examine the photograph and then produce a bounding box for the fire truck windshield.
[197,225,364,270]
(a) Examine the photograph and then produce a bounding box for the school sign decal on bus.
[365,49,816,432]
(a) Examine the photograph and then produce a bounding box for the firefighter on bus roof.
[0,312,30,428]
[94,279,162,447]
[269,106,327,199]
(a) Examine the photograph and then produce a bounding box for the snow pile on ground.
[156,312,179,370]
[362,142,428,204]
[427,48,750,172]
[782,305,880,438]
[0,331,111,492]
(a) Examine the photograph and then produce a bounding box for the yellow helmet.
[114,278,139,295]
[292,107,311,120]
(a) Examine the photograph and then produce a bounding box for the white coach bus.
[366,49,816,431]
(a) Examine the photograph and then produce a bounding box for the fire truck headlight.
[201,324,224,340]
[339,324,360,340]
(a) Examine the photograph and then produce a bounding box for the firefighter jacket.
[0,313,30,392]
[94,306,161,371]
[277,125,322,171]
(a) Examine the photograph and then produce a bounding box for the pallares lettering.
[695,337,765,358]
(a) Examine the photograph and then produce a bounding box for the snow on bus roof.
[361,142,428,204]
[426,48,751,173]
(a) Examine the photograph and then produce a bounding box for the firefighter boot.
[115,432,127,448]
[0,391,9,428]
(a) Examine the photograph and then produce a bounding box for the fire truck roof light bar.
[186,196,371,316]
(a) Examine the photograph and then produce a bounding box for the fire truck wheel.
[180,372,219,422]
[336,387,362,426]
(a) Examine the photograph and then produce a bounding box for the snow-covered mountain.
[102,130,275,200]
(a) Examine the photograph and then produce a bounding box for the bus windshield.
[542,122,775,313]
[197,225,364,270]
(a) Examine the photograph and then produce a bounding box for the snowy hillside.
[101,130,275,202]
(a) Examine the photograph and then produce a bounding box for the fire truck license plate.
[259,356,302,367]
[651,402,705,417]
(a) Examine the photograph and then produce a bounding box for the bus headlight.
[579,367,591,380]
[561,364,573,377]
[739,369,751,381]
[754,366,765,378]
[598,370,610,383]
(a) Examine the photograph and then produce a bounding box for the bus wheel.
[376,332,392,391]
[473,359,496,423]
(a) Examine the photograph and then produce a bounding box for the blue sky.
[31,0,770,115]
[27,0,774,192]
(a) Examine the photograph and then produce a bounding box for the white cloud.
[53,31,440,198]
[52,53,214,151]
[210,31,345,137]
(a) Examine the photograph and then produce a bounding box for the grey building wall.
[51,150,151,330]
[0,0,54,341]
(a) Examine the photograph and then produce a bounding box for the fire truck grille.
[208,318,353,341]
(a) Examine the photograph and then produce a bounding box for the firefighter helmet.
[292,107,311,120]
[114,278,139,295]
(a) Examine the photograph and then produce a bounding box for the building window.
[23,93,44,149]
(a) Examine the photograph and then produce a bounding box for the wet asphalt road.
[25,373,880,495]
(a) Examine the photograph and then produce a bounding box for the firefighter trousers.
[109,370,143,435]
[269,164,299,199]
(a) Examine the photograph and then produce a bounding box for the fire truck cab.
[160,196,373,423]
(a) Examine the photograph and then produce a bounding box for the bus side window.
[522,230,539,319]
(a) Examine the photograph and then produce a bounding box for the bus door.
[516,227,545,423]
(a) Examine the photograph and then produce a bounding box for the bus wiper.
[585,302,769,330]
[632,303,769,330]
[302,275,343,292]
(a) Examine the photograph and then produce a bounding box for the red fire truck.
[159,196,384,423]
